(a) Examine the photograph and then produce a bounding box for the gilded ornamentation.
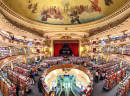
[0,0,129,39]
[61,36,72,39]
[0,0,129,27]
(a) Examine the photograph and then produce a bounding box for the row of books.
[13,66,30,76]
[0,74,16,95]
[7,70,30,92]
[18,63,39,75]
[117,74,130,96]
[104,67,127,91]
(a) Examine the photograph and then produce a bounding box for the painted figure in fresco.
[50,6,54,15]
[69,6,81,24]
[28,3,32,9]
[39,0,102,24]
[89,0,101,12]
[27,0,32,3]
[41,9,51,21]
[41,6,63,21]
[70,16,81,24]
[84,5,89,12]
[54,6,63,20]
[104,0,113,6]
[32,3,38,13]
[27,0,39,14]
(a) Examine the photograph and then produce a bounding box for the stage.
[54,40,79,57]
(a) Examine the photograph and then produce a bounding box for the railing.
[87,52,130,63]
[43,64,93,80]
[0,33,44,47]
[0,52,47,68]
[88,16,130,39]
[42,64,93,96]
[89,15,130,36]
[88,36,130,46]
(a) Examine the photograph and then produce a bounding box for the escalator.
[60,90,74,96]
[60,91,65,96]
[69,90,75,96]
[56,87,61,96]
[71,84,81,96]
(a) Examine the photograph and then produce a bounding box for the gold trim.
[0,0,129,28]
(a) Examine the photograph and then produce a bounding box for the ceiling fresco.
[3,0,128,25]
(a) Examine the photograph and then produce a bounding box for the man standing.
[95,70,99,83]
[38,77,43,92]
[32,72,35,85]
[16,85,20,96]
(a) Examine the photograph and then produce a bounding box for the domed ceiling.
[3,0,128,25]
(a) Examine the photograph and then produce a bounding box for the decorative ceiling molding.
[0,0,129,33]
[88,16,130,39]
[89,15,130,36]
[53,40,79,44]
[61,36,72,39]
[0,12,44,37]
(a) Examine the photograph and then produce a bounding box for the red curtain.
[68,43,79,56]
[54,43,79,56]
[54,44,64,56]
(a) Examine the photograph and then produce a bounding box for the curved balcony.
[0,0,129,33]
[0,33,44,47]
[86,52,130,63]
[88,36,130,47]
[0,11,43,40]
[88,16,130,37]
[0,52,49,68]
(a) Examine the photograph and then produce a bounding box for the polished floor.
[1,64,130,96]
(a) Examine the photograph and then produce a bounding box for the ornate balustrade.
[88,36,130,47]
[0,52,46,68]
[0,33,44,47]
[87,52,130,63]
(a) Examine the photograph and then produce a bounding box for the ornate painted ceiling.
[3,0,128,25]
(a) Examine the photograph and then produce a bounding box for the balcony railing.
[0,52,47,68]
[89,36,130,46]
[0,33,43,47]
[86,52,130,63]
